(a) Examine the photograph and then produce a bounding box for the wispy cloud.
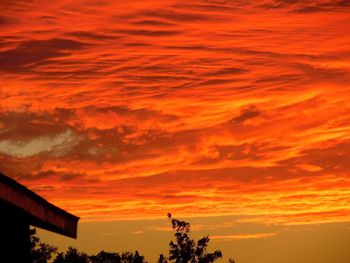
[211,233,277,240]
[0,130,79,157]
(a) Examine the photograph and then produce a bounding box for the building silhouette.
[0,172,79,263]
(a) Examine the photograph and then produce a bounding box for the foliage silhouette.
[29,215,236,263]
[90,250,147,263]
[53,247,90,263]
[29,228,57,263]
[90,250,120,263]
[158,254,168,263]
[158,214,222,263]
[29,229,147,263]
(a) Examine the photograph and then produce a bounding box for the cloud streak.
[211,233,278,240]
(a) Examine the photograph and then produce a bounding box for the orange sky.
[1,0,350,262]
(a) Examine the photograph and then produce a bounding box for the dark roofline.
[0,172,79,238]
[0,173,79,220]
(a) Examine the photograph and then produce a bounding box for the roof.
[0,172,79,238]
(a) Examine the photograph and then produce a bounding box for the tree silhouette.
[52,253,65,263]
[120,251,147,263]
[53,247,89,263]
[28,216,234,263]
[90,250,147,263]
[158,214,222,263]
[29,228,57,263]
[90,250,120,263]
[158,254,168,263]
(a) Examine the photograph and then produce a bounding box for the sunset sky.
[1,0,350,262]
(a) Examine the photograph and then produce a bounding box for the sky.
[1,0,350,262]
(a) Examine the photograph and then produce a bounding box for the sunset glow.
[1,0,350,262]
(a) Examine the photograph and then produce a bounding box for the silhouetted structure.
[0,172,79,263]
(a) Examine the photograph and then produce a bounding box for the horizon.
[1,0,350,262]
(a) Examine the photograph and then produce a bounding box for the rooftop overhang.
[0,173,79,238]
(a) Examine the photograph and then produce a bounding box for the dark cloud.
[260,0,350,12]
[0,106,181,163]
[0,38,85,73]
[186,78,240,89]
[0,154,44,181]
[0,109,75,141]
[118,29,181,37]
[66,31,121,41]
[175,3,239,12]
[202,67,248,77]
[281,140,350,174]
[130,9,211,23]
[131,20,175,27]
[231,106,262,124]
[34,169,87,181]
[254,74,301,84]
[0,16,12,25]
[295,62,350,83]
[84,106,178,123]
